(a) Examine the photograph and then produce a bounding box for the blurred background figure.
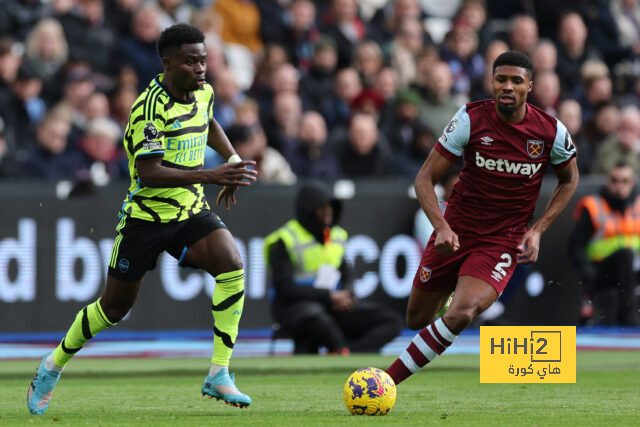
[338,113,395,178]
[286,111,340,180]
[264,182,403,354]
[23,112,82,180]
[508,15,538,55]
[557,99,591,175]
[117,5,162,92]
[226,123,296,185]
[76,117,127,185]
[593,106,640,174]
[569,161,640,326]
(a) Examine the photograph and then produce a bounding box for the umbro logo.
[480,136,494,145]
[169,120,183,129]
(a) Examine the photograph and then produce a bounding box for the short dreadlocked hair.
[492,51,533,78]
[156,23,205,57]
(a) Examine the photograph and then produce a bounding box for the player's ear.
[528,80,533,93]
[162,56,170,68]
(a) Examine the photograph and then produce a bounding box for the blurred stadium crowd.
[1,0,640,185]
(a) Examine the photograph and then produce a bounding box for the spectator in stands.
[156,0,194,30]
[250,43,288,98]
[390,18,428,87]
[214,0,263,53]
[227,123,296,185]
[455,0,492,53]
[531,39,557,74]
[265,91,302,155]
[330,67,362,129]
[264,182,403,354]
[320,0,370,68]
[0,37,22,108]
[508,15,538,55]
[569,161,640,326]
[381,88,425,155]
[349,88,385,122]
[610,0,640,51]
[338,113,395,177]
[588,0,640,67]
[300,37,338,125]
[374,66,400,128]
[583,101,621,166]
[2,64,46,158]
[212,67,245,130]
[558,99,592,175]
[233,97,261,128]
[579,59,613,122]
[109,84,138,130]
[23,18,69,86]
[104,0,143,41]
[369,0,424,44]
[414,61,463,135]
[0,114,23,178]
[0,0,50,40]
[57,0,116,74]
[286,111,340,180]
[374,67,399,102]
[280,0,320,73]
[118,5,163,93]
[77,117,127,184]
[54,67,96,135]
[353,40,383,88]
[556,12,600,99]
[593,106,640,174]
[23,113,84,180]
[85,91,110,122]
[440,21,484,97]
[530,70,561,116]
[255,62,300,129]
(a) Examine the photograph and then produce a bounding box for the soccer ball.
[343,367,396,415]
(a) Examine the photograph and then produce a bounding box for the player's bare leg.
[183,228,251,407]
[406,287,452,330]
[27,276,141,415]
[442,275,498,334]
[386,276,498,385]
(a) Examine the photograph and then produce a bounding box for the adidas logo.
[480,136,494,145]
[233,310,242,315]
[169,120,182,130]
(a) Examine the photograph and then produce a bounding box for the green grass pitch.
[1,352,638,425]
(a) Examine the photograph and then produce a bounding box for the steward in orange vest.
[568,162,640,326]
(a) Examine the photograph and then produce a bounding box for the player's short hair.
[492,51,533,78]
[157,23,205,57]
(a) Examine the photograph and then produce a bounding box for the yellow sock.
[210,269,245,366]
[52,300,115,367]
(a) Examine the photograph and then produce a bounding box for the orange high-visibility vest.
[574,195,640,261]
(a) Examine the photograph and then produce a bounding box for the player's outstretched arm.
[415,149,459,255]
[136,157,257,188]
[517,158,579,264]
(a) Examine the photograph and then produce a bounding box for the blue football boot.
[201,367,251,408]
[27,351,61,415]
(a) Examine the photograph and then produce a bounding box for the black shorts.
[108,209,227,281]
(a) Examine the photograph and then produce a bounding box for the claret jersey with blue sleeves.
[121,73,215,223]
[434,100,576,244]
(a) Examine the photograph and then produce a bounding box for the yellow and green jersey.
[120,73,215,223]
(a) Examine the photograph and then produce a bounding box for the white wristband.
[227,154,241,163]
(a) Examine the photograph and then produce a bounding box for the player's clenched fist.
[434,227,460,255]
[207,161,258,187]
